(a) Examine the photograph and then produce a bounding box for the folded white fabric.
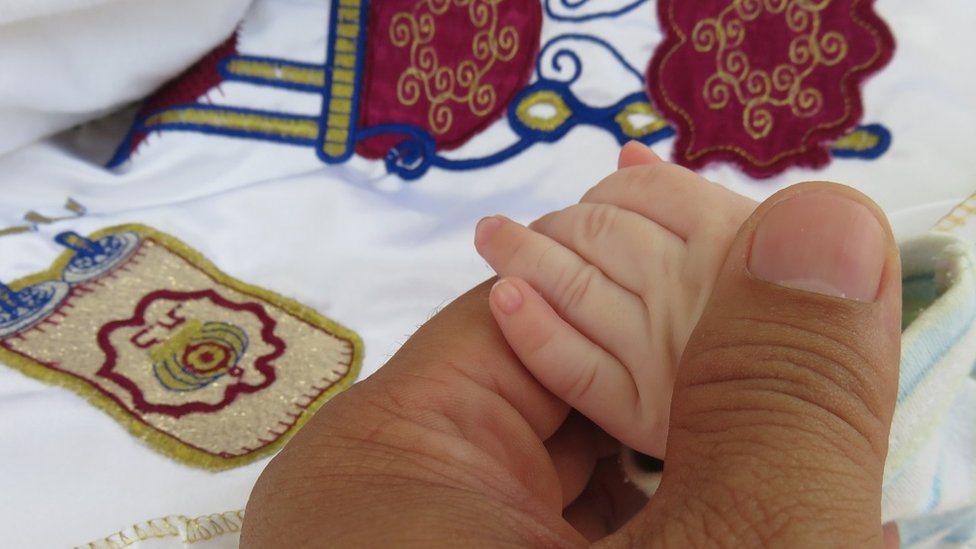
[886,233,976,547]
[0,0,253,155]
[0,0,124,25]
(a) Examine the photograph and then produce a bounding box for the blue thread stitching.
[107,124,141,168]
[544,0,650,23]
[150,323,248,393]
[536,33,643,85]
[830,123,892,160]
[152,355,218,392]
[110,101,892,179]
[105,0,894,176]
[137,105,320,147]
[107,54,326,167]
[218,55,325,93]
[354,84,674,180]
[0,283,26,314]
[316,0,369,164]
[0,280,71,337]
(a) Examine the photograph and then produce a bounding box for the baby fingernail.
[748,191,886,302]
[475,216,502,247]
[491,279,523,314]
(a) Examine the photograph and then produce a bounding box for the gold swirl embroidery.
[693,0,849,140]
[390,0,519,135]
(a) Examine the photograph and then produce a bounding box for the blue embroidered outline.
[830,123,891,159]
[351,83,675,180]
[218,55,325,93]
[134,104,319,147]
[0,231,119,337]
[536,33,644,84]
[108,126,140,168]
[107,0,894,179]
[544,0,650,23]
[151,323,249,393]
[316,0,370,164]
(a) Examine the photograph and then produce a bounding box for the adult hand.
[241,174,901,547]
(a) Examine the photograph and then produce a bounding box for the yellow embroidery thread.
[323,0,365,158]
[224,59,326,88]
[390,0,519,135]
[0,224,363,471]
[1,198,87,239]
[830,126,880,152]
[693,0,848,140]
[658,0,886,166]
[0,226,33,237]
[515,90,572,132]
[145,109,319,141]
[615,101,669,139]
[75,510,245,548]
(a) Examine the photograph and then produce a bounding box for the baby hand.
[474,143,756,457]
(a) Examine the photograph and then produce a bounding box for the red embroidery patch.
[125,33,239,158]
[647,0,895,177]
[356,0,542,158]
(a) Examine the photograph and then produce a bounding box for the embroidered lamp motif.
[0,225,362,470]
[647,0,895,177]
[108,0,893,180]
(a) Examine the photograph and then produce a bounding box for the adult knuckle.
[661,435,870,546]
[681,314,888,455]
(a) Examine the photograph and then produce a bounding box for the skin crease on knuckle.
[580,202,618,244]
[677,333,887,470]
[561,263,602,312]
[623,473,761,549]
[640,433,876,548]
[246,382,576,547]
[562,353,603,405]
[680,287,893,452]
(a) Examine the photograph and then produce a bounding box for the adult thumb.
[615,183,902,547]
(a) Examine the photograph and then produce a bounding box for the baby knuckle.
[580,203,617,242]
[560,264,601,310]
[564,359,601,404]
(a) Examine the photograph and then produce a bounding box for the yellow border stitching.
[0,224,363,471]
[322,0,366,158]
[145,109,320,141]
[224,59,326,87]
[934,191,976,234]
[74,509,245,548]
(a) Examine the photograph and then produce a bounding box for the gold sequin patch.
[0,224,362,470]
